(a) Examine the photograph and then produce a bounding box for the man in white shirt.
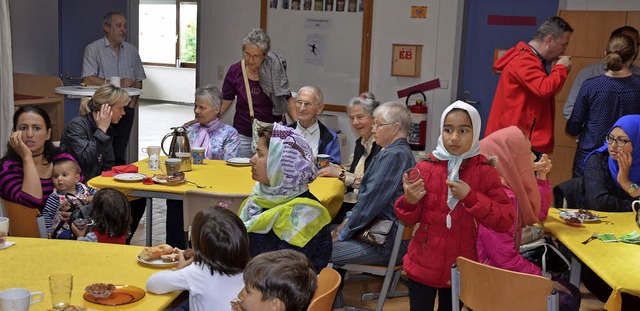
[288,85,341,164]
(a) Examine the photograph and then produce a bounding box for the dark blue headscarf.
[584,115,640,188]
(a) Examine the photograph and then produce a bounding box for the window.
[139,0,197,68]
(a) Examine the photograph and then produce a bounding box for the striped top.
[0,159,54,211]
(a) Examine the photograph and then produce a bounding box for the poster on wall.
[292,0,300,10]
[270,0,278,9]
[348,0,357,12]
[325,0,333,11]
[304,34,325,65]
[336,0,344,11]
[314,0,323,10]
[304,0,312,10]
[283,0,289,9]
[359,0,364,12]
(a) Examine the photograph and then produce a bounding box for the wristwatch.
[628,183,638,196]
[338,168,346,181]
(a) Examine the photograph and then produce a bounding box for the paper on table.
[0,241,16,250]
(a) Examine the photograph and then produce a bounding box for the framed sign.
[392,44,422,77]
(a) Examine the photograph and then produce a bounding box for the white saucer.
[226,157,251,166]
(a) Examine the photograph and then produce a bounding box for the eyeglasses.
[242,51,265,61]
[605,135,631,147]
[295,100,318,109]
[372,122,392,130]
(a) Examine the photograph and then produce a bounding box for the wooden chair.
[307,267,342,311]
[340,221,412,311]
[182,190,248,232]
[1,198,46,238]
[451,256,559,311]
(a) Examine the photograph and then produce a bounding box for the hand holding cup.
[403,168,425,205]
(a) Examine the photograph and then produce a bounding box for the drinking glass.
[49,274,72,310]
[403,168,421,184]
[0,217,8,246]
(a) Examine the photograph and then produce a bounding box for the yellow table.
[542,210,640,311]
[0,237,180,310]
[88,159,345,245]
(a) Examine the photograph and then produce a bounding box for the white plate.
[0,241,16,250]
[151,176,187,185]
[114,173,146,182]
[226,157,251,166]
[136,255,177,267]
[558,210,600,222]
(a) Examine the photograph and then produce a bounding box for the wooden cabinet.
[13,73,64,141]
[551,11,640,189]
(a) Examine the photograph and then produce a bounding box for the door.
[459,0,559,136]
[59,0,128,124]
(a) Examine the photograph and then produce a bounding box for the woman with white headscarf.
[238,123,331,273]
[394,101,513,311]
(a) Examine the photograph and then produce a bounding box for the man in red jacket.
[485,16,573,154]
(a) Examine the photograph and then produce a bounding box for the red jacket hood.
[493,41,533,71]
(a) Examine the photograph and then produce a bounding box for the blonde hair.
[79,84,130,116]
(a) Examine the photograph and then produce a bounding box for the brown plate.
[83,284,145,306]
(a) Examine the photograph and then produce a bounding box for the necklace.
[32,151,44,157]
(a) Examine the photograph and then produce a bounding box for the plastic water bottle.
[149,154,160,170]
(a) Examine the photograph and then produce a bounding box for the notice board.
[263,0,371,110]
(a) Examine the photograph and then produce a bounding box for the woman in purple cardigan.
[0,105,61,210]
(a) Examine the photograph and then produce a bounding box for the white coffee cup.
[633,200,640,213]
[0,217,8,246]
[104,76,121,88]
[0,288,44,311]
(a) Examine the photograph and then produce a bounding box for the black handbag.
[355,218,394,246]
[520,236,570,274]
[51,194,93,239]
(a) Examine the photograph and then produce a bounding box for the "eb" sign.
[399,49,413,60]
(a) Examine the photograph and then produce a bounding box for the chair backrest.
[1,199,41,238]
[182,190,248,231]
[307,267,341,311]
[451,256,558,311]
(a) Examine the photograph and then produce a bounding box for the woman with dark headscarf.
[238,123,331,273]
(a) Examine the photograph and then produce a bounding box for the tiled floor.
[131,100,606,311]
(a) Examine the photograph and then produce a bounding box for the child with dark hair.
[72,188,132,244]
[232,249,317,311]
[147,205,250,311]
[43,154,97,239]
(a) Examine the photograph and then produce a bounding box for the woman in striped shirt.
[0,105,61,210]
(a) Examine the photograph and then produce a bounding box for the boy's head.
[52,157,81,194]
[238,249,317,311]
[191,205,250,276]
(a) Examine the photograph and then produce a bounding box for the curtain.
[0,0,14,157]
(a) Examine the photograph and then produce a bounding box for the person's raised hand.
[318,165,341,178]
[176,251,194,270]
[403,174,426,205]
[557,56,572,72]
[71,223,87,238]
[445,179,470,200]
[94,103,113,133]
[534,154,553,180]
[8,130,32,160]
[617,150,633,183]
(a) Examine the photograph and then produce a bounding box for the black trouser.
[126,198,146,245]
[112,106,136,165]
[165,199,186,249]
[407,278,458,311]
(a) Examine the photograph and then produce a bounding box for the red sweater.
[394,155,513,288]
[485,41,569,153]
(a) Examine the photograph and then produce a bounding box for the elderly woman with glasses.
[556,114,640,212]
[318,92,382,223]
[220,28,298,158]
[330,101,415,310]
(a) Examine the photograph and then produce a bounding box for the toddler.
[394,101,514,311]
[43,155,97,239]
[147,205,250,311]
[72,188,132,244]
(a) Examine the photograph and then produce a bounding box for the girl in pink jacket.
[478,126,580,311]
[395,101,513,311]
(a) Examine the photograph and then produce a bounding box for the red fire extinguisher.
[406,91,427,151]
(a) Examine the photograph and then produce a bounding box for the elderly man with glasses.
[288,85,341,164]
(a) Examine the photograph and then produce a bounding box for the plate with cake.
[136,244,193,266]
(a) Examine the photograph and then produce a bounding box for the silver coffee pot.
[161,126,192,172]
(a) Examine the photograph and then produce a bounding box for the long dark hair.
[91,188,132,237]
[2,105,58,164]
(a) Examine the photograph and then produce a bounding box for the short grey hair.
[533,16,573,41]
[103,12,125,28]
[298,85,323,104]
[242,28,270,54]
[347,93,380,115]
[373,101,411,135]
[195,85,223,110]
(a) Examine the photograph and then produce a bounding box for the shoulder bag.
[355,218,394,247]
[241,59,271,153]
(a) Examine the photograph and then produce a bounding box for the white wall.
[9,0,58,76]
[560,0,640,10]
[140,66,196,102]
